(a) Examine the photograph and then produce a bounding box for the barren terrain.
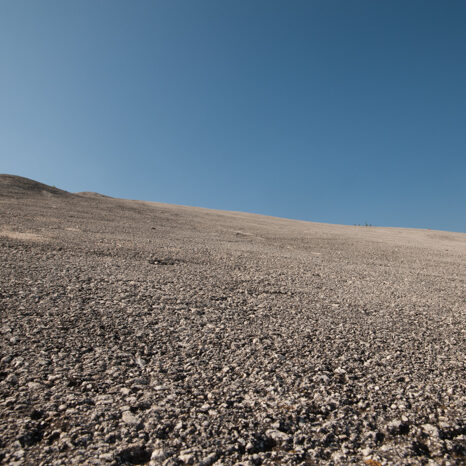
[0,174,465,465]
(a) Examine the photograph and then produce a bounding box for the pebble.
[122,412,140,425]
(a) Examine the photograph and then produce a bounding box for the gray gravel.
[0,174,465,465]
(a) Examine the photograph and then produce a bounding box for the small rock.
[179,450,195,464]
[99,453,113,461]
[266,430,290,443]
[27,382,42,390]
[386,419,410,435]
[150,448,168,461]
[422,424,439,437]
[5,374,18,385]
[116,445,151,464]
[361,447,372,457]
[122,412,140,425]
[199,451,218,466]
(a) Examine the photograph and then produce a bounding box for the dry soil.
[0,174,465,465]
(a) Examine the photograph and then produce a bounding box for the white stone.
[122,412,139,425]
[179,451,195,464]
[361,447,371,457]
[150,448,167,461]
[422,424,439,437]
[266,429,290,442]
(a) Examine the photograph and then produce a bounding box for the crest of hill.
[0,174,71,198]
[76,191,114,199]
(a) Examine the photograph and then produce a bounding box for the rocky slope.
[0,175,465,465]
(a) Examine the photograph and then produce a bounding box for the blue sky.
[1,1,465,232]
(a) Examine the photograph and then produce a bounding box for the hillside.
[0,174,71,198]
[0,175,465,465]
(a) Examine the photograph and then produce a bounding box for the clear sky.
[1,1,465,232]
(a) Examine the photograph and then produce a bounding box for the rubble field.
[0,175,465,465]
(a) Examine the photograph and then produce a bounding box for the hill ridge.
[0,174,71,197]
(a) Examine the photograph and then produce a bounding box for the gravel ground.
[0,174,465,465]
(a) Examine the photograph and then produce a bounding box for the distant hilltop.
[0,174,113,200]
[0,174,70,198]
